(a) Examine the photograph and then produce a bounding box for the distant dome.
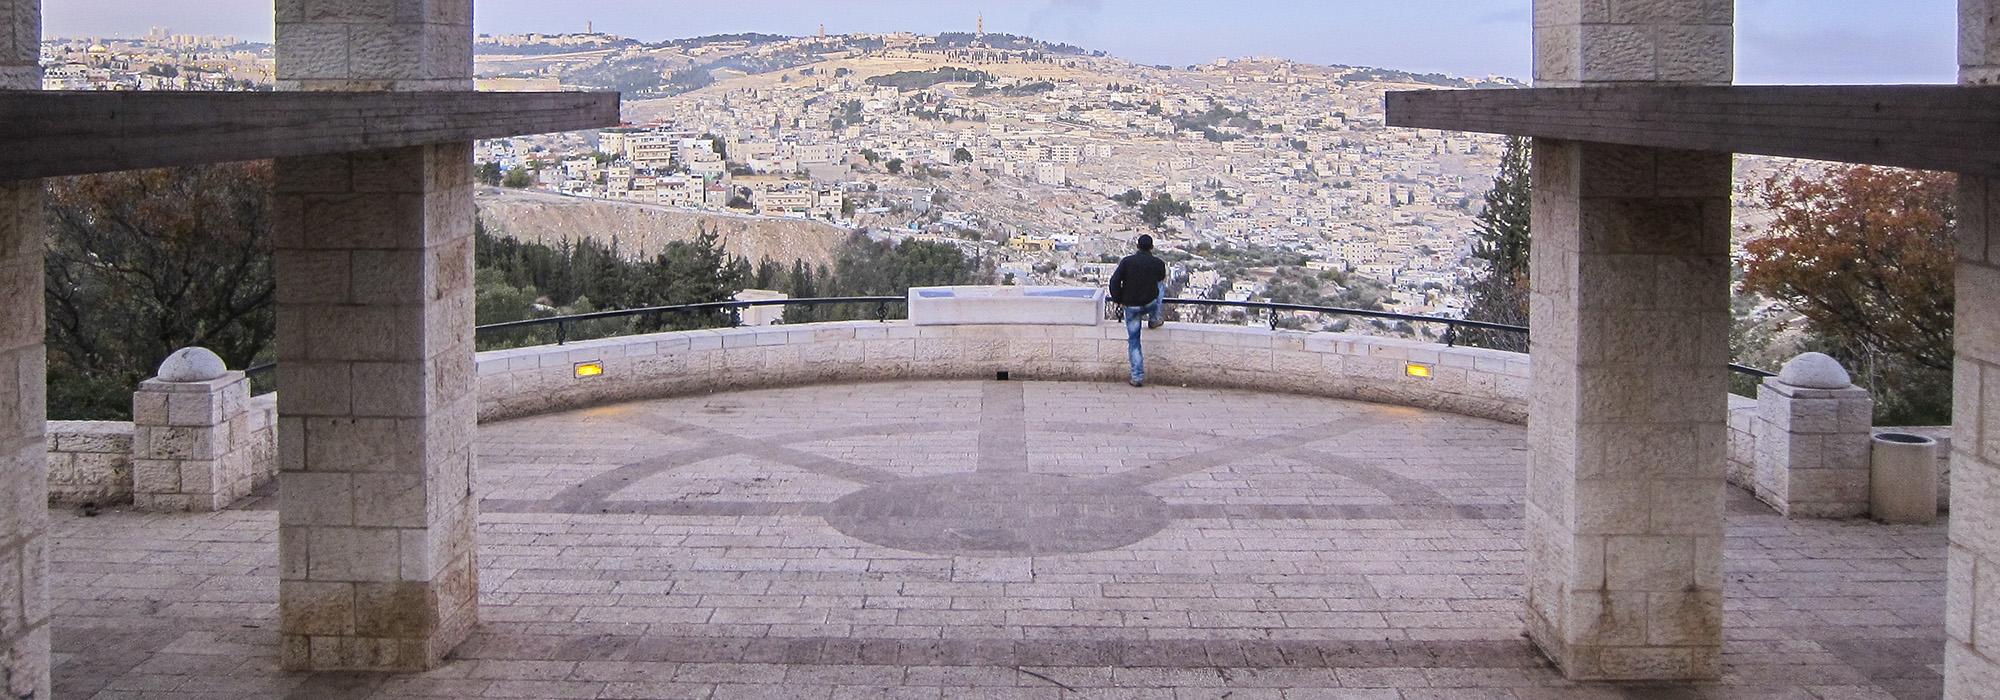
[87,45,109,54]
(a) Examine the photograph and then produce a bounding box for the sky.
[42,0,1960,85]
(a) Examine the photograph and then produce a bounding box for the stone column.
[1947,1,2000,696]
[0,1,47,697]
[131,348,254,511]
[1751,353,1875,517]
[274,0,479,672]
[1524,0,1734,681]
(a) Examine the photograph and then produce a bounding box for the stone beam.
[0,90,619,181]
[275,0,481,672]
[1948,2,2000,697]
[0,0,46,696]
[1522,0,1733,682]
[1386,86,2000,178]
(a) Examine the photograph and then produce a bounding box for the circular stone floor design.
[477,380,1528,558]
[822,473,1174,557]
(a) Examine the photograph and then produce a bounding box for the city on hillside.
[42,23,1535,336]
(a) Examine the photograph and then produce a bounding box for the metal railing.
[1158,297,1775,379]
[475,295,905,344]
[235,293,1776,386]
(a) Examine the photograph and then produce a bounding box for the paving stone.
[39,380,1948,697]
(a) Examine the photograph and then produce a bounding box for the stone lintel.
[1385,86,2000,178]
[0,90,620,182]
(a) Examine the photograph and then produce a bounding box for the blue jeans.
[1122,297,1163,382]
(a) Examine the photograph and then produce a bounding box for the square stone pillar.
[131,370,254,511]
[1947,1,2000,696]
[0,1,48,697]
[275,0,480,672]
[1524,0,1734,682]
[1752,373,1874,518]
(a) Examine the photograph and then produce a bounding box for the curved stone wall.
[474,321,1533,424]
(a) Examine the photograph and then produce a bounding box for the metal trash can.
[1871,432,1939,524]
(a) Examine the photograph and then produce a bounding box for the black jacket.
[1108,252,1167,307]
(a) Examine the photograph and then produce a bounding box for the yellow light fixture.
[574,361,605,378]
[1405,363,1434,379]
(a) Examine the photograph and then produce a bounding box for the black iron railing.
[236,293,1776,387]
[1159,298,1776,379]
[475,295,905,344]
[1162,298,1528,342]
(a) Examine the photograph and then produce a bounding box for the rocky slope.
[475,188,849,268]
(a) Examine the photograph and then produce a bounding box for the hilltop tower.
[820,23,826,38]
[977,13,985,38]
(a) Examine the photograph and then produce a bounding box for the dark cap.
[1138,234,1154,250]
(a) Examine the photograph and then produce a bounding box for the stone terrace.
[48,381,1944,699]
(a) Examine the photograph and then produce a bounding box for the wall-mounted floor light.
[574,361,605,378]
[1405,363,1434,379]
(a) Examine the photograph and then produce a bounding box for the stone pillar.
[1751,353,1875,517]
[131,348,254,511]
[0,1,47,697]
[1524,0,1734,681]
[274,0,479,672]
[1947,1,2000,696]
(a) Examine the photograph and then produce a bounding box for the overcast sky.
[42,0,1959,84]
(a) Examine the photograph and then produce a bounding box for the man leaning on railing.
[1108,234,1168,387]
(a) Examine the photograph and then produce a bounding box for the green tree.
[502,167,534,188]
[1461,137,1532,352]
[753,258,784,290]
[886,158,905,175]
[478,161,504,186]
[44,162,276,419]
[952,147,974,164]
[646,229,750,329]
[783,259,820,324]
[1139,193,1192,228]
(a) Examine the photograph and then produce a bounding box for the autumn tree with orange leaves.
[1738,164,1956,422]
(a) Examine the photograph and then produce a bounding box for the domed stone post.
[0,1,48,697]
[273,0,481,672]
[130,348,256,511]
[1948,1,2000,696]
[1524,0,1735,681]
[1750,353,1875,517]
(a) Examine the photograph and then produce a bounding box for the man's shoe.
[1129,378,1144,387]
[1147,318,1164,330]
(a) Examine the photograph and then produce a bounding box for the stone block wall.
[1725,394,1759,487]
[0,0,47,694]
[1750,379,1876,517]
[42,394,278,510]
[132,373,260,511]
[472,321,1533,425]
[45,422,134,505]
[1952,1,2000,693]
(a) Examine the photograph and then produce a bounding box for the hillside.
[475,189,849,268]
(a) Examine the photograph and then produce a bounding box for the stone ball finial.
[156,347,229,382]
[1777,352,1851,389]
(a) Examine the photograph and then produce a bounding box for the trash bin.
[1871,432,1939,524]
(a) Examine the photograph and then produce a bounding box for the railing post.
[556,318,568,345]
[731,305,742,328]
[1443,324,1458,347]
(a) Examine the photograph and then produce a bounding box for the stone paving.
[44,380,1945,698]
